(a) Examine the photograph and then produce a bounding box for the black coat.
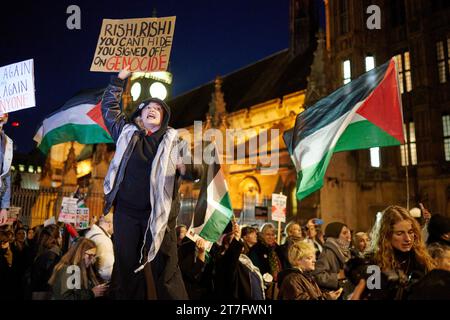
[214,238,264,300]
[248,241,286,279]
[407,269,450,300]
[30,247,61,293]
[0,248,14,300]
[178,238,214,300]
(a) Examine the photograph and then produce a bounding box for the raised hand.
[118,65,132,80]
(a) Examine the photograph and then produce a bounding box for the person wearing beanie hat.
[0,113,13,227]
[324,222,347,239]
[427,214,450,247]
[312,221,353,298]
[101,66,201,300]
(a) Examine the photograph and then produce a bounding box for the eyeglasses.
[85,252,96,260]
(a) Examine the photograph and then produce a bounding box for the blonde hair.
[353,231,369,243]
[370,205,435,272]
[285,221,301,237]
[134,116,145,130]
[49,238,100,288]
[288,241,316,267]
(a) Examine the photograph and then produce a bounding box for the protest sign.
[272,193,287,244]
[5,207,21,225]
[271,193,287,223]
[75,207,90,230]
[58,197,78,224]
[0,59,35,113]
[90,16,176,73]
[44,216,56,227]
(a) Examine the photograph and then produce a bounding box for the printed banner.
[90,16,176,72]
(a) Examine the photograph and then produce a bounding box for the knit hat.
[131,97,170,122]
[324,222,347,239]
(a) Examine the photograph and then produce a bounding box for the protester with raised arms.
[101,65,201,299]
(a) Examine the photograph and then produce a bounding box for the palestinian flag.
[284,58,404,200]
[34,88,113,154]
[189,143,233,243]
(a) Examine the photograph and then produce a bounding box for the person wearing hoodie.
[312,222,352,298]
[101,66,201,300]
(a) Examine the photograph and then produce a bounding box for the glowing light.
[131,82,142,102]
[149,82,168,100]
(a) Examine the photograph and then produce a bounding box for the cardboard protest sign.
[75,207,90,230]
[44,216,56,227]
[58,197,78,224]
[90,16,176,73]
[0,59,35,114]
[271,193,287,223]
[5,207,21,225]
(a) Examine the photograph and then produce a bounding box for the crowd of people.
[1,69,449,301]
[1,204,449,300]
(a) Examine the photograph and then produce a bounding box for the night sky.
[1,0,295,153]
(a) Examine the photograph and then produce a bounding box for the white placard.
[0,59,36,113]
[271,193,287,223]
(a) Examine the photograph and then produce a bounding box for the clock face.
[131,82,141,101]
[149,81,168,100]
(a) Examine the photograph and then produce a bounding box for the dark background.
[0,0,325,153]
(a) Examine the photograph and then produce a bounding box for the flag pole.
[402,144,410,210]
[277,220,282,244]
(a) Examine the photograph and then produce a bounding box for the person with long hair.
[49,237,107,300]
[350,205,434,300]
[29,224,62,299]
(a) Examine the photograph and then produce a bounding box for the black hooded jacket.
[101,77,201,299]
[115,97,171,215]
[101,76,172,215]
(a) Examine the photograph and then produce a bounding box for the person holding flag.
[102,66,201,300]
[0,113,13,227]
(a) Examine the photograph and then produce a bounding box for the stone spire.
[207,76,227,129]
[305,30,328,107]
[39,154,53,188]
[62,142,78,187]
